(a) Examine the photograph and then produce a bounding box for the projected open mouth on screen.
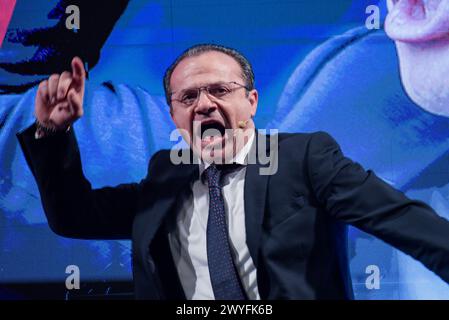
[385,0,449,42]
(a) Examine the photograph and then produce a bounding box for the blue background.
[1,0,449,299]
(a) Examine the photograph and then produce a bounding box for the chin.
[200,148,231,164]
[394,40,449,117]
[385,0,449,117]
[193,139,229,164]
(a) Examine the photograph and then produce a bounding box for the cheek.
[236,102,252,119]
[222,101,251,122]
[172,110,192,129]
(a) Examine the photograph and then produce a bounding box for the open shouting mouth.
[385,0,449,42]
[194,119,229,150]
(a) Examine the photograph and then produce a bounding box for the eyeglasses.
[171,81,249,107]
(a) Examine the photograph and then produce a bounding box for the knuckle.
[39,80,48,88]
[49,74,59,81]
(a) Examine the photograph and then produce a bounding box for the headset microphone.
[238,120,249,128]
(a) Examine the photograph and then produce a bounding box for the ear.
[247,89,258,118]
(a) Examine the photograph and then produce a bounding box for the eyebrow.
[173,81,229,95]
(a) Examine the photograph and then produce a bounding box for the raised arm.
[17,57,153,239]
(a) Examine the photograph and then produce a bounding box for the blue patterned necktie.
[203,164,247,300]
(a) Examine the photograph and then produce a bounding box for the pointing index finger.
[71,56,86,89]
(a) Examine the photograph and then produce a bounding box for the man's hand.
[35,57,86,130]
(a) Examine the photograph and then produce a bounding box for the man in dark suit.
[17,44,449,299]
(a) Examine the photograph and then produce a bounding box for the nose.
[194,89,216,115]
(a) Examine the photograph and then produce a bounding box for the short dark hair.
[163,44,255,107]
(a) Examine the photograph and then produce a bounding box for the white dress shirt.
[168,133,260,300]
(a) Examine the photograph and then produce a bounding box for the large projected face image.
[267,0,449,299]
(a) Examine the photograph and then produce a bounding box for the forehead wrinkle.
[171,52,244,92]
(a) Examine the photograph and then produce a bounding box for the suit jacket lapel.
[137,160,198,276]
[244,132,272,267]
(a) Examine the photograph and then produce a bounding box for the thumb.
[67,88,84,118]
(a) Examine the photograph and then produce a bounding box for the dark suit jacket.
[17,124,449,299]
